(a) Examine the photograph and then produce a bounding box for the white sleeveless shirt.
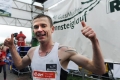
[31,42,68,80]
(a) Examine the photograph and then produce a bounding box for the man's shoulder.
[27,46,38,58]
[28,46,38,52]
[58,44,75,52]
[58,44,68,50]
[58,45,78,54]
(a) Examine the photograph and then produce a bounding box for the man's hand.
[81,21,96,41]
[4,34,14,48]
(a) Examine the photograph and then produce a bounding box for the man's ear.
[51,26,55,33]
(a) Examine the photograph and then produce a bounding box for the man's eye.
[41,24,46,28]
[34,25,39,29]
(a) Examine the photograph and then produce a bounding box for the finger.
[4,40,6,46]
[81,21,86,27]
[84,31,92,36]
[88,33,94,37]
[4,40,7,46]
[4,39,7,43]
[82,27,90,33]
[11,34,14,41]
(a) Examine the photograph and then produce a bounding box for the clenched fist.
[81,21,96,41]
[4,34,14,48]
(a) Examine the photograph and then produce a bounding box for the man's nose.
[37,26,43,31]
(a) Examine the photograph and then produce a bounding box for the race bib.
[33,71,56,80]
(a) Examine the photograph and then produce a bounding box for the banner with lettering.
[45,0,120,64]
[0,0,12,17]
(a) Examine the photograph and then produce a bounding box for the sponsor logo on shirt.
[46,64,57,71]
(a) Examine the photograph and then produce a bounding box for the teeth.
[36,32,46,36]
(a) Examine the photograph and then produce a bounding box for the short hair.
[33,14,53,27]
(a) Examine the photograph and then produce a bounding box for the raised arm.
[69,21,106,75]
[4,34,31,70]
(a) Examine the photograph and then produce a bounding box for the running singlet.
[31,42,68,80]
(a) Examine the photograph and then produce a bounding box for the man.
[16,31,26,46]
[4,14,105,80]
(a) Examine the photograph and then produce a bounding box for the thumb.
[11,34,14,41]
[81,21,86,27]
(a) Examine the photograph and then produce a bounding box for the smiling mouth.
[35,31,46,37]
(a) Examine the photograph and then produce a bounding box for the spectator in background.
[0,45,7,80]
[6,47,12,72]
[16,31,26,46]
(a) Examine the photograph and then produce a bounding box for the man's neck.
[40,41,54,52]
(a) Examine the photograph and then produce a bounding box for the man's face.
[33,17,54,43]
